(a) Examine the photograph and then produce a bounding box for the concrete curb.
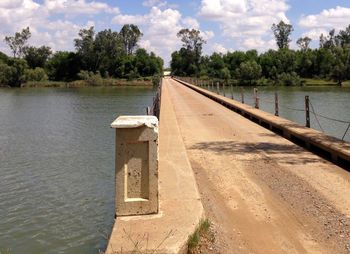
[105,78,204,253]
[173,78,350,170]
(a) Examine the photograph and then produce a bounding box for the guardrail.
[173,77,350,170]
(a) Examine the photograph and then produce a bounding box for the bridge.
[106,78,350,253]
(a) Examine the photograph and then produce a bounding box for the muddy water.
[0,87,155,253]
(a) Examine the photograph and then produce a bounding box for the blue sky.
[0,0,350,66]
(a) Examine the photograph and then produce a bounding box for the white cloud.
[212,43,228,54]
[44,0,119,15]
[112,14,145,25]
[0,0,24,9]
[201,30,214,41]
[142,0,166,8]
[182,17,200,30]
[142,0,178,9]
[299,6,350,41]
[198,0,289,51]
[113,6,208,66]
[0,0,121,55]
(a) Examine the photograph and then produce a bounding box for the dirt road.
[164,78,350,253]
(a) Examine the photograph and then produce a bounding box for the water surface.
[0,84,349,254]
[0,87,155,253]
[217,85,350,142]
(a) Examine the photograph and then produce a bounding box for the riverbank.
[19,78,155,88]
[191,77,350,87]
[302,78,350,87]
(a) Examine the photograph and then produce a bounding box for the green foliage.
[46,51,82,81]
[152,75,161,86]
[0,62,16,86]
[187,219,211,252]
[271,21,294,49]
[297,37,312,51]
[276,72,302,86]
[78,70,103,86]
[24,46,52,69]
[24,67,48,81]
[4,27,31,58]
[120,24,143,55]
[172,29,206,76]
[329,45,350,85]
[0,51,8,63]
[236,60,262,85]
[0,58,28,87]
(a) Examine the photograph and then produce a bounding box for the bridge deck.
[165,78,350,253]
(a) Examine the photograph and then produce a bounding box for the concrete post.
[111,116,159,216]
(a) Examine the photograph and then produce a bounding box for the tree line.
[0,24,163,87]
[171,21,350,86]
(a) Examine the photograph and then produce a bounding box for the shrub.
[24,67,48,81]
[276,72,302,86]
[78,70,103,86]
[152,75,161,86]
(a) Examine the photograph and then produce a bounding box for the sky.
[1,0,350,66]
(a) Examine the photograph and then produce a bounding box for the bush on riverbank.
[20,77,154,88]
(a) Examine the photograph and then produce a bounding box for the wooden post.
[223,82,226,97]
[275,92,279,116]
[211,81,214,91]
[305,95,310,128]
[241,87,244,104]
[216,82,219,94]
[254,88,259,109]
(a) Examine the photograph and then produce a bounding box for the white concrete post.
[111,116,159,216]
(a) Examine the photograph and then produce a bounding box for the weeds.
[187,219,211,253]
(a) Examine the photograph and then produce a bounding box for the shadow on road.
[189,140,327,166]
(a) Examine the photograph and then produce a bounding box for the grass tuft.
[187,219,211,252]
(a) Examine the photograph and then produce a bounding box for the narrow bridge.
[106,78,350,253]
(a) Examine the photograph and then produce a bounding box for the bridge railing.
[174,76,350,141]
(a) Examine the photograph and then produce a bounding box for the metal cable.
[342,123,350,140]
[310,101,324,132]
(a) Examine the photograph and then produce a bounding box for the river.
[218,85,350,142]
[0,85,349,253]
[0,87,155,253]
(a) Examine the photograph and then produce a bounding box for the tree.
[0,51,8,63]
[24,46,52,68]
[320,29,336,49]
[329,45,350,85]
[297,37,312,51]
[336,25,350,47]
[271,21,293,49]
[74,26,97,71]
[207,53,225,78]
[1,58,28,86]
[4,27,31,58]
[24,67,48,81]
[236,60,262,85]
[94,29,122,75]
[46,51,82,81]
[176,28,206,76]
[120,24,143,55]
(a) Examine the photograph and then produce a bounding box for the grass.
[187,219,211,253]
[302,78,350,87]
